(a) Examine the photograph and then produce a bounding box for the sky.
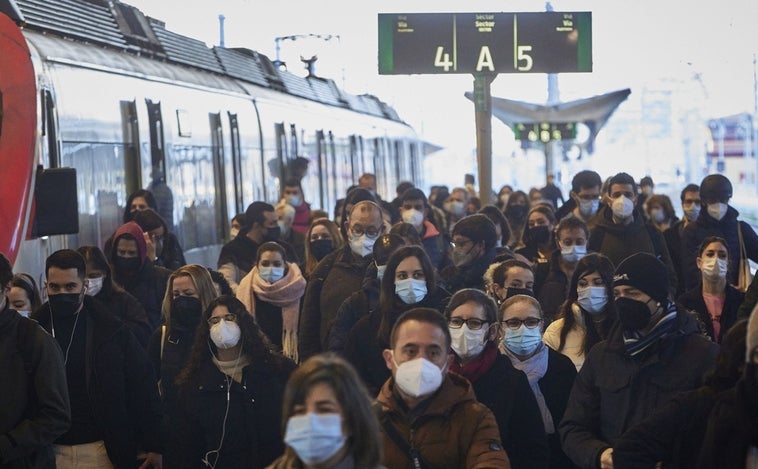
[123,0,758,191]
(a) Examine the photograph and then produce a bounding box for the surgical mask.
[85,276,104,297]
[707,202,728,221]
[395,278,427,304]
[258,265,285,283]
[445,200,465,217]
[701,257,728,281]
[48,292,84,317]
[376,264,387,281]
[210,319,241,349]
[649,208,665,223]
[527,225,551,245]
[348,233,376,258]
[499,194,510,205]
[561,244,587,263]
[615,297,655,330]
[452,245,477,268]
[503,324,542,356]
[172,296,202,330]
[392,354,444,398]
[265,226,281,242]
[612,196,634,220]
[114,256,141,273]
[576,286,608,314]
[578,198,599,218]
[402,209,424,229]
[230,228,240,239]
[285,195,302,207]
[310,239,333,261]
[449,324,488,359]
[284,413,345,465]
[683,204,700,222]
[277,221,288,236]
[17,310,30,318]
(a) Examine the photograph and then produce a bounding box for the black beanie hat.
[452,214,497,250]
[613,253,669,305]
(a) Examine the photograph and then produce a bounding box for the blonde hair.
[161,265,217,329]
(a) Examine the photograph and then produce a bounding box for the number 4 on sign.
[434,46,454,71]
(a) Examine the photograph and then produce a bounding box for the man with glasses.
[440,214,498,294]
[560,253,718,469]
[299,200,386,360]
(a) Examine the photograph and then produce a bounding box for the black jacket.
[298,245,374,360]
[168,355,296,469]
[113,259,171,332]
[92,288,152,348]
[440,246,497,294]
[681,205,758,290]
[559,308,719,469]
[677,284,744,343]
[0,308,70,469]
[663,220,687,297]
[534,250,571,323]
[473,354,550,469]
[34,297,164,469]
[326,274,380,354]
[155,231,186,271]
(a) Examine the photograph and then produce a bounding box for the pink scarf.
[237,262,306,362]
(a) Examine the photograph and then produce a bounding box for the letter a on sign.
[476,46,495,72]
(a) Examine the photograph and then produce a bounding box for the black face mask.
[615,297,653,330]
[527,225,551,245]
[505,205,527,221]
[265,226,281,242]
[49,292,83,317]
[505,287,535,300]
[172,296,202,331]
[310,239,334,261]
[114,256,141,273]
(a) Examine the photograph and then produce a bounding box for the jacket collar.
[377,372,476,421]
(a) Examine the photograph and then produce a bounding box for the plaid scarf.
[622,302,678,357]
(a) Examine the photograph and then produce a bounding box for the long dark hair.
[77,246,122,297]
[555,253,616,355]
[377,246,437,344]
[123,189,157,223]
[280,354,382,466]
[175,295,285,386]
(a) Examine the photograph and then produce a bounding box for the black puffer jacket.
[677,284,744,343]
[559,307,719,469]
[326,271,380,354]
[92,288,152,348]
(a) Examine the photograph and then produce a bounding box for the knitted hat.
[452,214,497,250]
[748,303,758,363]
[613,253,669,305]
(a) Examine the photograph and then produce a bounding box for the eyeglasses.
[448,317,489,330]
[501,317,542,330]
[207,313,237,325]
[450,239,472,249]
[350,225,381,238]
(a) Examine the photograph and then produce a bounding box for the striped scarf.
[622,302,678,357]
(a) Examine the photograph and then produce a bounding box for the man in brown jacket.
[377,307,511,468]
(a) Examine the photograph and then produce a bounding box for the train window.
[120,100,142,197]
[209,113,229,242]
[299,128,320,211]
[332,132,352,204]
[42,90,61,168]
[227,112,244,215]
[176,109,192,137]
[145,99,166,174]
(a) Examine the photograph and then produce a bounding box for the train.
[0,0,426,283]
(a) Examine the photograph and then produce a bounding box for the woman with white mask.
[499,294,577,469]
[542,254,617,371]
[678,236,744,343]
[237,242,306,362]
[268,353,385,469]
[445,288,549,469]
[344,246,450,396]
[171,295,296,469]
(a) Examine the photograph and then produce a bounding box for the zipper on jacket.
[409,428,422,469]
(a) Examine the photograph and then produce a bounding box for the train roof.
[5,0,404,123]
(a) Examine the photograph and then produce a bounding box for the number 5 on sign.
[516,45,533,71]
[434,46,454,71]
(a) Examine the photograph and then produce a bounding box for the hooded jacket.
[440,246,497,294]
[376,373,511,469]
[559,307,718,469]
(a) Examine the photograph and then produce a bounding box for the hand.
[143,232,157,262]
[600,448,614,469]
[139,452,162,469]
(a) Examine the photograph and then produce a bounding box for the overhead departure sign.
[513,122,577,142]
[378,12,592,75]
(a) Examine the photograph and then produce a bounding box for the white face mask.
[348,233,376,258]
[402,209,425,230]
[576,286,608,314]
[445,200,465,217]
[395,278,428,304]
[85,276,104,297]
[284,413,345,465]
[578,198,600,218]
[17,310,31,318]
[561,244,587,263]
[392,354,444,398]
[210,319,241,349]
[449,324,488,359]
[683,204,701,222]
[611,195,634,220]
[701,257,728,281]
[230,228,240,239]
[258,265,285,283]
[707,202,728,221]
[649,208,665,223]
[285,194,302,207]
[499,194,510,205]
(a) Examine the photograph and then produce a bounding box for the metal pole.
[218,15,225,48]
[474,74,494,204]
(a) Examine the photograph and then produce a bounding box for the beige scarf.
[237,262,306,362]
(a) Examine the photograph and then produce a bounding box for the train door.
[227,112,244,216]
[210,113,230,242]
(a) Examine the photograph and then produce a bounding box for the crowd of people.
[3,169,758,469]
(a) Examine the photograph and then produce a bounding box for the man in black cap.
[440,214,498,293]
[681,173,758,291]
[559,252,718,469]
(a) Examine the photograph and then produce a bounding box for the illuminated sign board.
[513,122,577,142]
[378,12,592,75]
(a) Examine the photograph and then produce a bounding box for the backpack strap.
[374,403,431,469]
[160,324,167,360]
